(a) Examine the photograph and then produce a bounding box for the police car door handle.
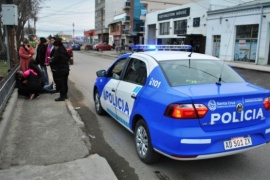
[131,94,137,99]
[112,88,116,92]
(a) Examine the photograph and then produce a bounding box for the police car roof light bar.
[131,45,192,52]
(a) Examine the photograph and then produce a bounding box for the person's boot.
[55,96,65,101]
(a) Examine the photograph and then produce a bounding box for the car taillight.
[164,104,208,119]
[263,97,270,110]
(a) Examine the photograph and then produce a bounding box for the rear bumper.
[155,144,266,160]
[150,122,270,159]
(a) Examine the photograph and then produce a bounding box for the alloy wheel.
[136,126,148,158]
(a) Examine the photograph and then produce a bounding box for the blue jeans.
[40,65,49,85]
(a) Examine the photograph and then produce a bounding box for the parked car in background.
[93,43,113,51]
[62,42,74,65]
[81,43,93,50]
[72,43,81,51]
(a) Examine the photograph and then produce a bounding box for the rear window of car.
[63,43,71,48]
[159,59,245,86]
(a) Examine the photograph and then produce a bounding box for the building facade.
[144,0,255,54]
[95,0,127,44]
[206,0,270,65]
[95,0,197,46]
[108,0,145,47]
[140,0,200,45]
[84,29,97,44]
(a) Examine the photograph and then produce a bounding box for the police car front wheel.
[94,90,105,115]
[135,120,160,164]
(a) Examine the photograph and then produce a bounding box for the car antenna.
[216,60,225,85]
[188,43,197,57]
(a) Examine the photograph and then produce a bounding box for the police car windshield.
[159,59,245,86]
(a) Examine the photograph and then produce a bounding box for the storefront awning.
[175,35,186,38]
[182,34,204,37]
[109,18,124,25]
[123,31,138,36]
[128,31,137,36]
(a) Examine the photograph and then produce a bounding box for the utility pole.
[4,0,17,70]
[73,23,74,43]
[34,17,37,35]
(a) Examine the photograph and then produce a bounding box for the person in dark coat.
[48,37,57,90]
[50,40,70,101]
[16,60,44,100]
[36,37,49,85]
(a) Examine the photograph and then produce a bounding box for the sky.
[35,0,95,38]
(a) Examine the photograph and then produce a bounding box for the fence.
[0,64,19,115]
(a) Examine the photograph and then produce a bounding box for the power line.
[188,0,210,10]
[39,0,87,19]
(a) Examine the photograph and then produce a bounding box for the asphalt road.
[68,51,270,180]
[233,68,270,90]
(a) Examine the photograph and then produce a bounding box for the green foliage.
[29,41,37,48]
[0,61,8,78]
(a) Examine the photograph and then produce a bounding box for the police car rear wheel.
[94,90,105,115]
[135,120,160,164]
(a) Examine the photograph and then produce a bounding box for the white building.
[206,0,270,65]
[144,0,255,54]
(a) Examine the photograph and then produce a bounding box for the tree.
[14,0,47,49]
[0,0,47,53]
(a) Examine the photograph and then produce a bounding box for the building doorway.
[186,35,206,53]
[212,35,220,58]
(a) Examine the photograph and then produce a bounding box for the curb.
[0,90,17,153]
[65,99,85,128]
[65,99,92,151]
[84,50,125,58]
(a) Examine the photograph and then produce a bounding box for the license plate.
[224,137,252,150]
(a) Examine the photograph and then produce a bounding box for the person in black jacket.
[36,37,49,85]
[51,40,70,101]
[16,60,44,100]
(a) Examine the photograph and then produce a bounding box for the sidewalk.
[0,91,117,179]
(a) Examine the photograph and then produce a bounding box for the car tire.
[134,119,160,164]
[94,89,105,115]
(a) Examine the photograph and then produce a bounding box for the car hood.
[172,83,270,132]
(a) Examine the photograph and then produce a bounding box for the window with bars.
[174,20,187,35]
[159,22,170,35]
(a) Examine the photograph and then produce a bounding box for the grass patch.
[0,61,8,77]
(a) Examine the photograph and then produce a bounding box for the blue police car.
[93,45,270,164]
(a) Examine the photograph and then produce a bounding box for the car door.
[115,58,148,127]
[100,58,128,117]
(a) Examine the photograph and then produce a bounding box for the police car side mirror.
[96,70,106,77]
